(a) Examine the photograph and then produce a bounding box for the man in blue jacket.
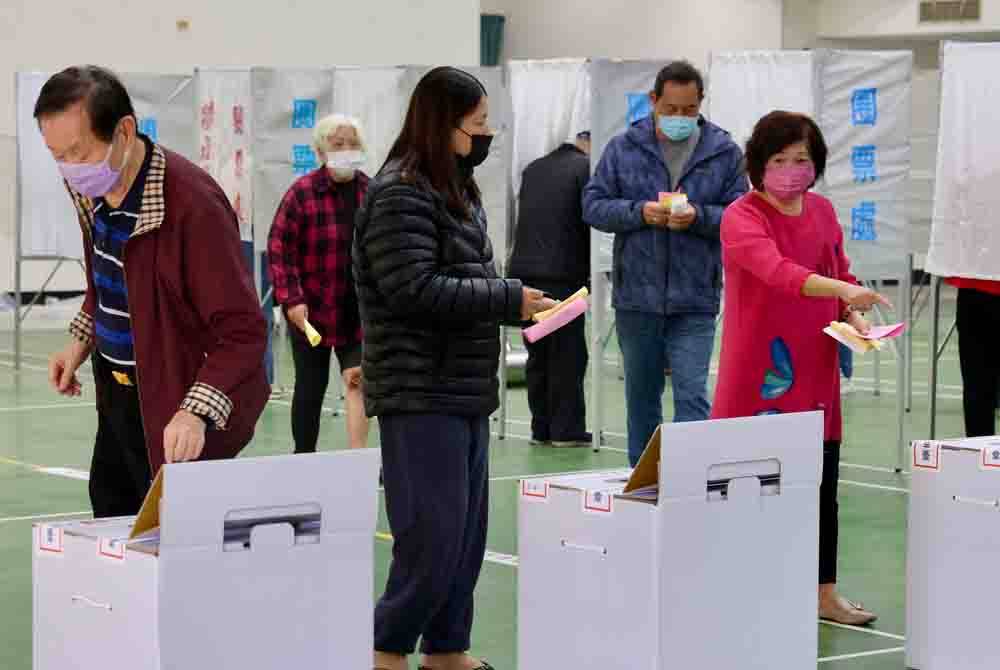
[584,61,748,466]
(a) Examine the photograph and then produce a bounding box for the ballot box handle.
[707,458,782,502]
[71,595,113,611]
[560,539,608,557]
[223,503,322,552]
[952,495,1000,509]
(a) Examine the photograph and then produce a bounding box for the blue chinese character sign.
[292,144,318,176]
[851,88,878,126]
[851,201,877,241]
[851,145,878,183]
[137,117,158,142]
[626,93,653,126]
[292,99,317,129]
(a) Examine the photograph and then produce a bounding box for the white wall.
[0,0,480,294]
[481,0,783,69]
[817,0,1000,39]
[783,0,819,49]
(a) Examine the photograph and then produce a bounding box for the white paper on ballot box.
[925,41,1000,281]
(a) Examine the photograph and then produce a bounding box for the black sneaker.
[529,437,551,446]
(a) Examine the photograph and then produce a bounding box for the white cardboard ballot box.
[518,412,824,670]
[33,449,380,670]
[906,436,1000,670]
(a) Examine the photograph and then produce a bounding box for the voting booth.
[906,436,1000,670]
[33,450,380,670]
[518,412,823,670]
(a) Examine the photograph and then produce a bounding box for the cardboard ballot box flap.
[624,427,661,494]
[623,412,824,499]
[129,450,380,548]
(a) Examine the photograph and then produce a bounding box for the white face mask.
[326,150,365,170]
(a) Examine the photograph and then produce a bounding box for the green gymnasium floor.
[0,289,972,669]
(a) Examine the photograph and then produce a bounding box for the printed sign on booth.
[851,88,878,126]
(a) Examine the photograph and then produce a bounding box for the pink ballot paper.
[523,297,589,343]
[859,323,906,340]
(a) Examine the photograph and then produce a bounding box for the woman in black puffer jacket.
[354,67,554,670]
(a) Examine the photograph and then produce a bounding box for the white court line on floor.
[818,647,905,663]
[820,620,907,642]
[0,402,91,413]
[488,468,620,482]
[36,467,90,481]
[840,480,909,494]
[0,511,90,524]
[840,462,910,476]
[0,359,49,372]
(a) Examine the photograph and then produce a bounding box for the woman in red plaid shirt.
[268,114,371,453]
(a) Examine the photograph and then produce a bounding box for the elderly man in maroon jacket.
[35,65,270,518]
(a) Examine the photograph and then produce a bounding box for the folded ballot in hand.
[824,321,906,354]
[659,191,689,216]
[524,287,590,344]
[303,320,323,347]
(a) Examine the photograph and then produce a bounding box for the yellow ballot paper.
[824,321,884,354]
[531,287,590,323]
[303,320,323,347]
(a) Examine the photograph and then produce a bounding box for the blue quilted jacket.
[583,115,748,315]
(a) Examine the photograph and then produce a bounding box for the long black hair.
[386,67,486,215]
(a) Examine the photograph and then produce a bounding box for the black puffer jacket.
[353,162,524,417]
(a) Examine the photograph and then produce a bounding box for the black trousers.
[523,281,588,441]
[89,357,152,518]
[288,330,361,454]
[957,288,1000,438]
[820,440,840,585]
[375,414,489,655]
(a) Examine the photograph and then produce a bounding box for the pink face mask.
[763,163,816,202]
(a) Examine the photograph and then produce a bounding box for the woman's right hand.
[521,288,557,321]
[839,282,892,312]
[286,303,309,333]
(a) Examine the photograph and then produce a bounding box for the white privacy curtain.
[508,59,591,196]
[707,50,819,152]
[926,41,1000,280]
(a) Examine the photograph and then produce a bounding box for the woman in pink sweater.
[713,112,890,626]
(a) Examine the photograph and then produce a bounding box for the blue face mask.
[659,115,698,142]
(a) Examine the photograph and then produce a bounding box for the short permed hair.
[744,111,827,191]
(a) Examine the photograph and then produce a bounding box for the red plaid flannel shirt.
[267,168,368,347]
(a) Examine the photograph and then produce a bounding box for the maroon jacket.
[67,143,270,474]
